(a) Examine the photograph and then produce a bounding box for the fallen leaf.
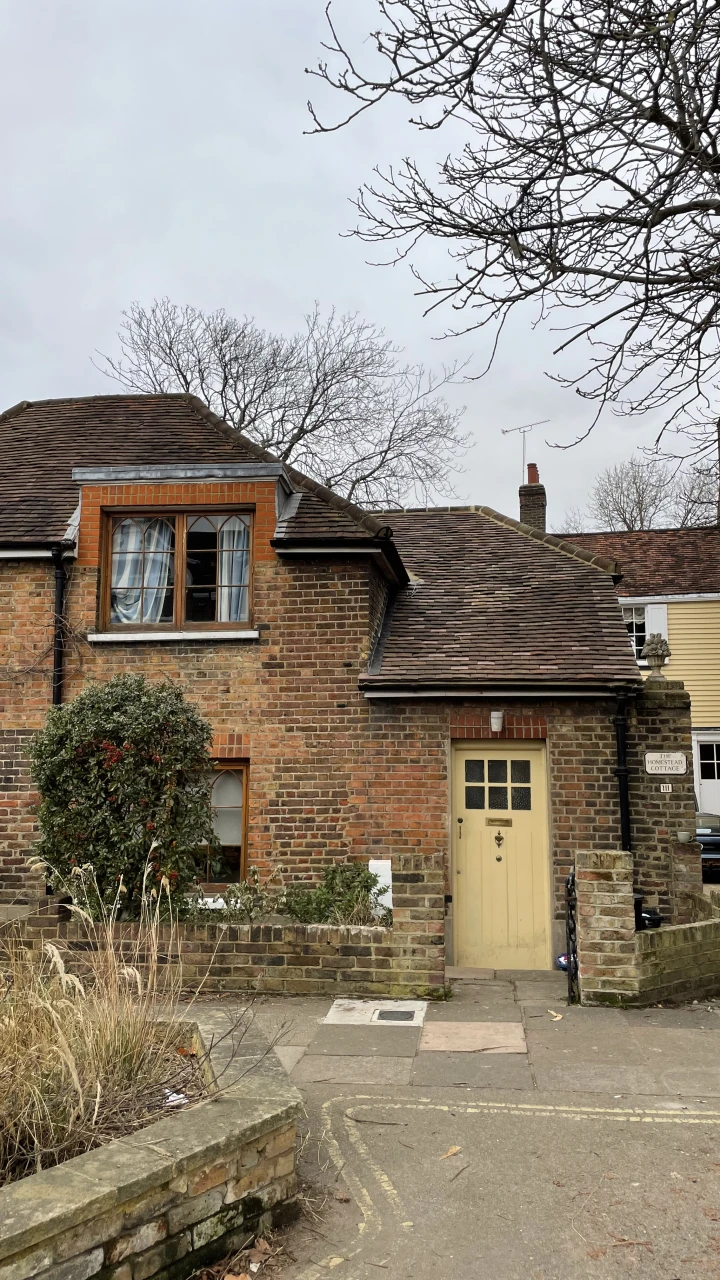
[439,1145,462,1160]
[225,1274,250,1280]
[547,1010,563,1021]
[254,1240,272,1255]
[587,1248,607,1259]
[334,1191,351,1203]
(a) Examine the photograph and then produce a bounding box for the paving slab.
[291,1054,412,1086]
[274,1045,306,1074]
[626,1024,720,1069]
[513,977,568,1004]
[410,1053,535,1089]
[621,1005,720,1030]
[323,997,427,1025]
[533,1063,668,1094]
[419,1021,527,1054]
[307,1023,422,1057]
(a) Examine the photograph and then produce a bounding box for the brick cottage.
[0,395,702,982]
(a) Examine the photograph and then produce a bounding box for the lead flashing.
[71,464,285,482]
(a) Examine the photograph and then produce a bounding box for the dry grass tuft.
[0,866,205,1187]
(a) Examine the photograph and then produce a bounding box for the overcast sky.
[0,1,668,526]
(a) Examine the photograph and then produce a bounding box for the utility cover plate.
[324,998,427,1026]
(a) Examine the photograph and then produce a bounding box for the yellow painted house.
[569,527,720,815]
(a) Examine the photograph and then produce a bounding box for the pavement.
[198,973,720,1279]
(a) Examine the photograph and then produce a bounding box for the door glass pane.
[465,786,485,809]
[465,760,484,783]
[699,744,715,760]
[701,761,717,779]
[511,760,531,784]
[488,786,508,810]
[511,787,531,810]
[488,760,508,783]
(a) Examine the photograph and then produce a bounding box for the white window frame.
[620,600,669,667]
[692,731,720,813]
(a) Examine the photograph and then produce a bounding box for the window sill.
[86,629,260,643]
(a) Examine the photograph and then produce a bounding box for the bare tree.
[97,300,467,507]
[559,457,716,530]
[309,0,720,516]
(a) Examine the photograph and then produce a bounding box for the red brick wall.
[0,481,697,943]
[0,559,57,904]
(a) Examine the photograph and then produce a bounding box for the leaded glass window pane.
[465,786,485,809]
[465,760,485,783]
[488,786,508,810]
[488,760,507,783]
[110,517,175,625]
[511,787,532,810]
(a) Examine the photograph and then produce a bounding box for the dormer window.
[105,511,251,629]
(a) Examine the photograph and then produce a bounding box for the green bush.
[29,675,213,916]
[283,862,392,927]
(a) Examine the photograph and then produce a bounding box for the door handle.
[457,817,463,841]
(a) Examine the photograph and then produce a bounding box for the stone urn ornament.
[641,632,671,680]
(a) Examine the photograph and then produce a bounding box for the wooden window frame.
[198,761,249,889]
[100,506,254,632]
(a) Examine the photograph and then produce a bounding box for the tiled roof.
[0,394,383,544]
[565,527,720,596]
[364,508,641,689]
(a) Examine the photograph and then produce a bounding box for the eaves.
[272,537,409,588]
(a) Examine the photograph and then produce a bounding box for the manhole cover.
[376,1009,415,1022]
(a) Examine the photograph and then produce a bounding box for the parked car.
[697,812,720,883]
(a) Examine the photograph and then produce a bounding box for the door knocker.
[494,831,504,848]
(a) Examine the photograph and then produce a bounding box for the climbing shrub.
[29,675,214,916]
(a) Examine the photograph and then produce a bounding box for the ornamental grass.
[0,866,206,1187]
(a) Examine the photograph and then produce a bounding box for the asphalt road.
[220,975,720,1279]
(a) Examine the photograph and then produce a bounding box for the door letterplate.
[486,818,512,827]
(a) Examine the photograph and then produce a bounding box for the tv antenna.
[501,420,550,482]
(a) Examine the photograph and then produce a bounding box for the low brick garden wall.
[0,1016,302,1280]
[15,854,446,997]
[575,849,720,1006]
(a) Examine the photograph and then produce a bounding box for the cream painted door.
[453,744,551,970]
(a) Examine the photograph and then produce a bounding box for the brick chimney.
[519,463,547,531]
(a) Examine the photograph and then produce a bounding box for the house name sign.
[644,751,688,776]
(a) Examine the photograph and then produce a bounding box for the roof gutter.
[0,546,76,559]
[360,682,641,700]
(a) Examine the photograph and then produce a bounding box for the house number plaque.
[644,751,687,775]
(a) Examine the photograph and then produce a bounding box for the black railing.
[565,868,580,1004]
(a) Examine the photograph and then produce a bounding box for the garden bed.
[0,1015,302,1280]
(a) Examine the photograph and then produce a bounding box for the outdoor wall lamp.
[490,710,504,733]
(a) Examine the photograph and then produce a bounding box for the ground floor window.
[197,762,248,885]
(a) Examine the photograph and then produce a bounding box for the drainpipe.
[50,543,68,706]
[613,695,632,852]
